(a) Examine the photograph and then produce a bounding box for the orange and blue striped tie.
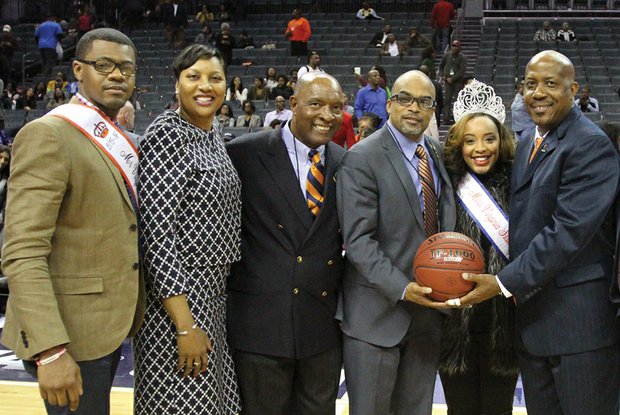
[306,149,325,216]
[415,144,438,237]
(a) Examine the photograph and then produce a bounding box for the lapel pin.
[541,144,548,153]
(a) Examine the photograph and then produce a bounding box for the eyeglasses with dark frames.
[389,92,436,110]
[77,58,137,77]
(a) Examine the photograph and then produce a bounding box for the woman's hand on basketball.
[404,282,451,309]
[453,273,501,306]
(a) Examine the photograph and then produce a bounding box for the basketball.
[413,232,485,301]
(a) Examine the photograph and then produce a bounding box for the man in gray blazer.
[337,70,456,415]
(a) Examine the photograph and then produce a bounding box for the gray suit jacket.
[337,124,456,348]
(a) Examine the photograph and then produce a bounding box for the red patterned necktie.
[415,145,438,237]
[529,137,543,163]
[306,149,325,216]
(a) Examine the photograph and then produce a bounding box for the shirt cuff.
[496,275,512,298]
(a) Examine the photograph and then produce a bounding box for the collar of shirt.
[534,127,549,140]
[282,121,325,163]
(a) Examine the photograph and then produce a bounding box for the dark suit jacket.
[498,106,620,356]
[337,125,456,348]
[162,2,187,28]
[226,126,345,359]
[369,31,388,47]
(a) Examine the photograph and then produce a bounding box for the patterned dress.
[134,110,242,414]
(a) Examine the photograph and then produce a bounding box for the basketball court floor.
[0,316,528,415]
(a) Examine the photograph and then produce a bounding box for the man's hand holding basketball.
[450,273,502,307]
[404,282,451,309]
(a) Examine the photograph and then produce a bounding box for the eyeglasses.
[389,92,436,110]
[77,58,137,77]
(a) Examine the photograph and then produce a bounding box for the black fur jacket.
[439,166,519,377]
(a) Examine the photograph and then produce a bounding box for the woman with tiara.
[440,80,519,415]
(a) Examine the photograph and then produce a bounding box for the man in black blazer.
[161,0,187,49]
[226,72,346,415]
[461,50,620,414]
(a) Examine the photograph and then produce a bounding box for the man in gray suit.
[337,70,456,415]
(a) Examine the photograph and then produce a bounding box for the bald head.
[524,50,578,135]
[117,100,135,131]
[526,50,575,81]
[294,72,342,96]
[392,70,435,99]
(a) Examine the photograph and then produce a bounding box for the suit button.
[277,224,284,230]
[327,259,334,265]
[297,256,303,263]
[133,263,140,270]
[293,288,299,294]
[321,291,328,297]
[129,224,137,232]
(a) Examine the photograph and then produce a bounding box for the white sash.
[456,171,509,261]
[46,103,139,208]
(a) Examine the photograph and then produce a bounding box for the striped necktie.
[529,137,543,163]
[306,149,325,216]
[415,144,438,237]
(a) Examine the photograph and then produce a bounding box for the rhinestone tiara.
[452,79,506,124]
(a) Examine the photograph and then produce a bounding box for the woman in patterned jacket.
[133,44,242,415]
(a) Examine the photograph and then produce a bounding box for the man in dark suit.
[461,50,620,414]
[161,0,187,49]
[337,70,456,415]
[368,23,391,47]
[226,72,346,415]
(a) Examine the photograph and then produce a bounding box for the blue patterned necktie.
[306,149,325,216]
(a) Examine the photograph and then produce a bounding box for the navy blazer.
[498,106,620,356]
[225,127,345,360]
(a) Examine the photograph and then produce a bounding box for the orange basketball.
[413,232,485,301]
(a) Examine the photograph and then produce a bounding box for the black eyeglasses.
[77,58,137,77]
[389,92,436,110]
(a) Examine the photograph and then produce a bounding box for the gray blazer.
[336,125,456,347]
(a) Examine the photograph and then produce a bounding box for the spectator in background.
[356,64,390,95]
[116,101,141,146]
[46,72,68,99]
[263,95,292,127]
[354,112,380,142]
[46,87,68,110]
[354,69,388,127]
[34,81,46,101]
[247,77,269,101]
[407,27,432,49]
[431,0,455,53]
[0,25,16,83]
[534,20,556,42]
[420,46,437,78]
[285,8,311,57]
[195,3,214,24]
[22,88,37,111]
[236,100,261,128]
[439,40,467,124]
[368,24,391,48]
[557,22,576,42]
[217,103,236,132]
[162,0,187,49]
[264,67,278,91]
[270,74,294,100]
[510,80,535,141]
[194,25,214,46]
[332,110,355,149]
[237,31,255,49]
[288,69,298,89]
[356,2,383,20]
[575,85,599,112]
[35,15,64,76]
[214,22,235,67]
[297,50,325,80]
[77,5,93,38]
[381,34,408,57]
[419,64,443,127]
[217,3,231,22]
[226,76,247,105]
